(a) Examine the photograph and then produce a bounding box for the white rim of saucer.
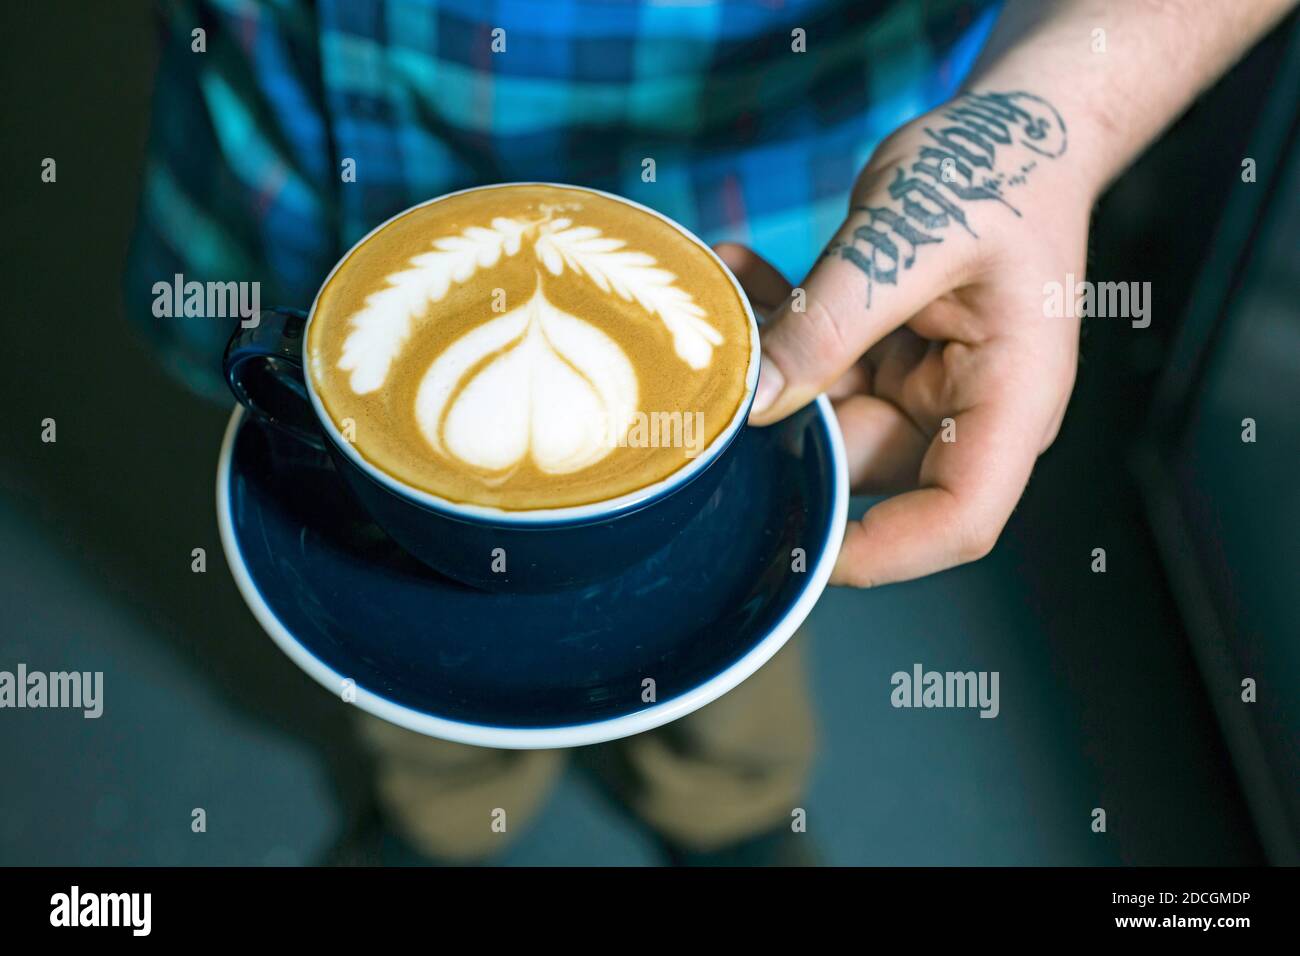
[300,181,762,526]
[216,397,848,750]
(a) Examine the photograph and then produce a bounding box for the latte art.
[307,184,753,510]
[416,288,638,475]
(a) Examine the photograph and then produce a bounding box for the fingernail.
[750,355,784,418]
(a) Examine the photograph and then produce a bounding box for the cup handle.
[223,308,327,451]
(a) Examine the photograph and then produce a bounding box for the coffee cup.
[224,183,759,591]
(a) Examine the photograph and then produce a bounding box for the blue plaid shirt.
[130,0,999,399]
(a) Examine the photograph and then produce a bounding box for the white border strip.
[216,398,848,750]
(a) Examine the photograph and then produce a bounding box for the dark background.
[0,2,1294,864]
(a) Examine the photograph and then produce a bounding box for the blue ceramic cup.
[224,185,760,591]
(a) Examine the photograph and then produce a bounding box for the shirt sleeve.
[124,0,339,402]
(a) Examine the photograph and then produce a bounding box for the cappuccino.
[307,184,753,510]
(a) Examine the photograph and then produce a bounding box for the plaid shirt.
[129,0,999,399]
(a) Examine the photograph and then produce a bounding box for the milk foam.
[415,289,638,474]
[339,216,529,394]
[338,210,722,400]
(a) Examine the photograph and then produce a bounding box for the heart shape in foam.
[414,289,639,474]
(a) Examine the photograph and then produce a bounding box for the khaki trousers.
[355,633,815,861]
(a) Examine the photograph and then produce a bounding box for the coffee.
[307,184,753,510]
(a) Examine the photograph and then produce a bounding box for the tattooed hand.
[720,91,1087,587]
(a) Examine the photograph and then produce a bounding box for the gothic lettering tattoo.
[827,90,1068,306]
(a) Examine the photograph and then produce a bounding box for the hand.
[718,93,1089,587]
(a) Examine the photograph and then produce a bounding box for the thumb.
[748,195,976,426]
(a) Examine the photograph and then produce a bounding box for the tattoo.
[828,90,1068,306]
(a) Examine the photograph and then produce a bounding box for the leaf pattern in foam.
[338,217,528,393]
[533,220,724,370]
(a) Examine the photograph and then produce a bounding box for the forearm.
[965,0,1297,196]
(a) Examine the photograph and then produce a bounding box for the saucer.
[216,400,847,749]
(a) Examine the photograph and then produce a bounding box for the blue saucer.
[217,400,847,749]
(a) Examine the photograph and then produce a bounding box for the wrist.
[949,81,1118,203]
[903,89,1096,216]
